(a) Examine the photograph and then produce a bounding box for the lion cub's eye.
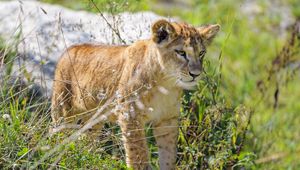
[175,50,186,56]
[175,50,187,60]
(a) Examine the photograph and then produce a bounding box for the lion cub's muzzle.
[188,62,202,80]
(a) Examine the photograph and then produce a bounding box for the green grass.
[42,0,150,13]
[1,0,300,169]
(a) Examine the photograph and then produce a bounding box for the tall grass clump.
[176,45,254,169]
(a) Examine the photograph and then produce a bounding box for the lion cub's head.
[151,19,220,90]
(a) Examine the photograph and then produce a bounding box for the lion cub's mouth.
[177,78,198,90]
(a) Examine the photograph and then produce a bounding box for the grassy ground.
[1,0,300,169]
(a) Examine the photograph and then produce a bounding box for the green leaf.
[17,147,29,157]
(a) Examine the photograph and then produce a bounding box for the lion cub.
[51,19,219,169]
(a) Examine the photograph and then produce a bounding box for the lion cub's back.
[55,43,128,86]
[52,43,128,115]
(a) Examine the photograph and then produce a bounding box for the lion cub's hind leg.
[51,70,73,124]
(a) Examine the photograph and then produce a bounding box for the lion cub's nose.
[189,71,200,79]
[188,62,202,78]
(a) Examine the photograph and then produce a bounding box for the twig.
[255,149,300,164]
[89,0,126,44]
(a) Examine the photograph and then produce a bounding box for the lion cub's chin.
[177,80,198,90]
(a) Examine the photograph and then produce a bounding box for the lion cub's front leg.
[153,117,179,170]
[118,109,151,170]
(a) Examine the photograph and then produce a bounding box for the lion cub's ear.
[197,24,220,44]
[151,19,176,44]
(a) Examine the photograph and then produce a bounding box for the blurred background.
[0,0,300,169]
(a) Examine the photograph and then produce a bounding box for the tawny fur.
[51,19,220,170]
